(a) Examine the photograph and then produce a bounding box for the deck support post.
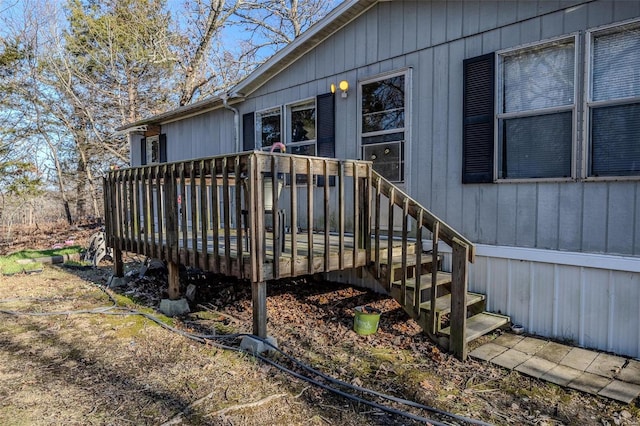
[167,261,181,300]
[252,280,267,338]
[113,248,124,278]
[450,238,469,361]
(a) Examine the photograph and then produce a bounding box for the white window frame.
[495,35,579,182]
[146,135,159,164]
[585,18,640,181]
[285,98,317,156]
[255,106,283,151]
[357,68,412,185]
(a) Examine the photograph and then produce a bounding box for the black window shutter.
[140,137,147,166]
[243,112,255,151]
[159,133,167,163]
[462,52,495,184]
[316,92,335,186]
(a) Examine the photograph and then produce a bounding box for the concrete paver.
[586,353,627,379]
[541,364,583,387]
[598,380,640,404]
[515,356,557,379]
[560,347,598,371]
[469,342,508,361]
[568,372,611,394]
[512,337,547,355]
[491,349,531,370]
[536,342,572,364]
[493,333,524,348]
[617,359,640,386]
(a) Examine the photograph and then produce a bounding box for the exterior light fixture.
[339,80,349,98]
[330,83,337,94]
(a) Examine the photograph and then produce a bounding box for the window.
[256,107,282,150]
[360,72,408,183]
[286,100,316,156]
[588,23,640,177]
[146,135,159,164]
[497,38,576,180]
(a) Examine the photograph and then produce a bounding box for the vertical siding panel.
[587,0,614,28]
[377,2,391,60]
[478,1,499,33]
[519,17,541,44]
[354,14,367,68]
[516,1,539,21]
[496,1,518,27]
[635,185,640,256]
[515,184,537,247]
[482,28,501,54]
[462,1,480,37]
[509,260,532,328]
[489,258,509,314]
[389,2,404,57]
[613,0,640,21]
[431,2,446,45]
[529,263,555,337]
[415,49,434,208]
[555,265,581,344]
[402,1,418,54]
[465,35,483,59]
[430,44,449,217]
[563,2,588,32]
[496,185,517,246]
[541,11,565,39]
[317,37,333,78]
[478,186,498,245]
[582,184,608,252]
[416,1,432,50]
[446,1,463,41]
[343,23,356,71]
[536,183,560,250]
[446,40,464,230]
[500,24,521,50]
[333,32,345,77]
[366,8,378,65]
[558,185,582,251]
[607,183,635,255]
[537,1,561,16]
[610,272,640,357]
[582,269,610,350]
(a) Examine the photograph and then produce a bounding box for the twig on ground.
[159,391,217,426]
[206,393,288,418]
[198,304,245,324]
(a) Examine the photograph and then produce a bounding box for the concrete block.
[617,359,640,385]
[493,333,525,348]
[559,347,598,371]
[536,342,572,364]
[598,380,640,404]
[159,298,190,317]
[586,353,627,379]
[108,275,129,288]
[491,349,531,370]
[515,356,557,379]
[469,342,508,362]
[541,364,583,387]
[512,337,547,355]
[240,336,279,355]
[568,372,611,395]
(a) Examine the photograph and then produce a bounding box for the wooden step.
[419,292,485,316]
[391,272,452,290]
[440,312,510,343]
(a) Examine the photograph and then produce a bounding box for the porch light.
[339,80,349,98]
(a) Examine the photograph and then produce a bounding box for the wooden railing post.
[164,164,180,300]
[450,237,469,361]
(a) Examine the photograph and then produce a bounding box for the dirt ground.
[0,223,639,425]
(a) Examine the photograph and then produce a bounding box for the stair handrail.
[370,171,475,262]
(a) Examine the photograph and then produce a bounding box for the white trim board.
[428,242,640,273]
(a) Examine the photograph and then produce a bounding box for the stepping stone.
[569,372,611,395]
[493,333,525,348]
[515,356,557,379]
[492,349,531,370]
[541,364,583,387]
[586,353,627,379]
[560,347,598,371]
[617,359,640,386]
[470,343,508,361]
[536,342,572,364]
[598,380,640,404]
[512,337,547,355]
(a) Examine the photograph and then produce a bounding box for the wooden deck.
[103,151,497,360]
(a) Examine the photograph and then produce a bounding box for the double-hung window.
[360,71,408,183]
[146,135,159,164]
[256,107,282,151]
[286,100,316,155]
[497,38,576,180]
[587,22,640,177]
